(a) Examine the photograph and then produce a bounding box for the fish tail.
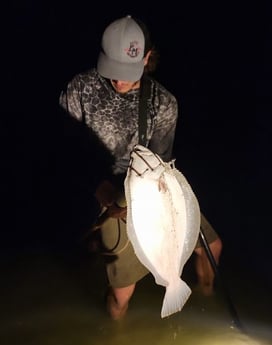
[161,279,191,318]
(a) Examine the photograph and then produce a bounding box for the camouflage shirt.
[59,68,178,176]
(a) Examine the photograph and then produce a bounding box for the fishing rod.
[199,227,245,332]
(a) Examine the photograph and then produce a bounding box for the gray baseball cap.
[97,15,145,82]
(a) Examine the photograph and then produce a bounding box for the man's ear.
[144,50,152,66]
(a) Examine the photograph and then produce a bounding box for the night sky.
[3,2,271,288]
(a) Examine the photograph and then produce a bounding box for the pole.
[199,227,245,332]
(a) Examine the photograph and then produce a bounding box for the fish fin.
[161,279,191,318]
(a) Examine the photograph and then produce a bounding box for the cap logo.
[125,41,142,58]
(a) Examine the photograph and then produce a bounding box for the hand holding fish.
[95,180,117,207]
[95,180,127,219]
[107,203,127,219]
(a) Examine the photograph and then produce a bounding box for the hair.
[134,18,160,74]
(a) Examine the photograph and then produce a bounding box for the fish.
[124,145,200,318]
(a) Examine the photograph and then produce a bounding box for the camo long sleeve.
[59,68,178,175]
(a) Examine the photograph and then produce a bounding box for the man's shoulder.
[67,68,105,92]
[150,77,177,104]
[73,68,99,82]
[150,77,176,96]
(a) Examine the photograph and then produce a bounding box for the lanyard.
[138,76,151,146]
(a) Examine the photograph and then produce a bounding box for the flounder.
[124,145,200,318]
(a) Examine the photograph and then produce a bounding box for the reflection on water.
[0,250,271,345]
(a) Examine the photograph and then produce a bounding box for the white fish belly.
[127,172,186,285]
[125,145,200,318]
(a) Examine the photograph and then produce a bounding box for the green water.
[0,250,271,345]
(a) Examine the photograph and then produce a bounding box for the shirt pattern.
[59,68,178,175]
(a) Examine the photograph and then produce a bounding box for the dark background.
[3,1,271,288]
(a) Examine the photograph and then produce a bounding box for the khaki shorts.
[195,213,219,248]
[100,195,219,288]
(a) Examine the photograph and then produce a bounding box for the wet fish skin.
[125,145,200,318]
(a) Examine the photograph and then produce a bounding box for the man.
[59,15,222,320]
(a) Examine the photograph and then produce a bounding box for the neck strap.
[138,76,151,146]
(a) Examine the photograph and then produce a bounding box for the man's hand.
[94,180,127,219]
[95,180,117,207]
[107,203,127,219]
